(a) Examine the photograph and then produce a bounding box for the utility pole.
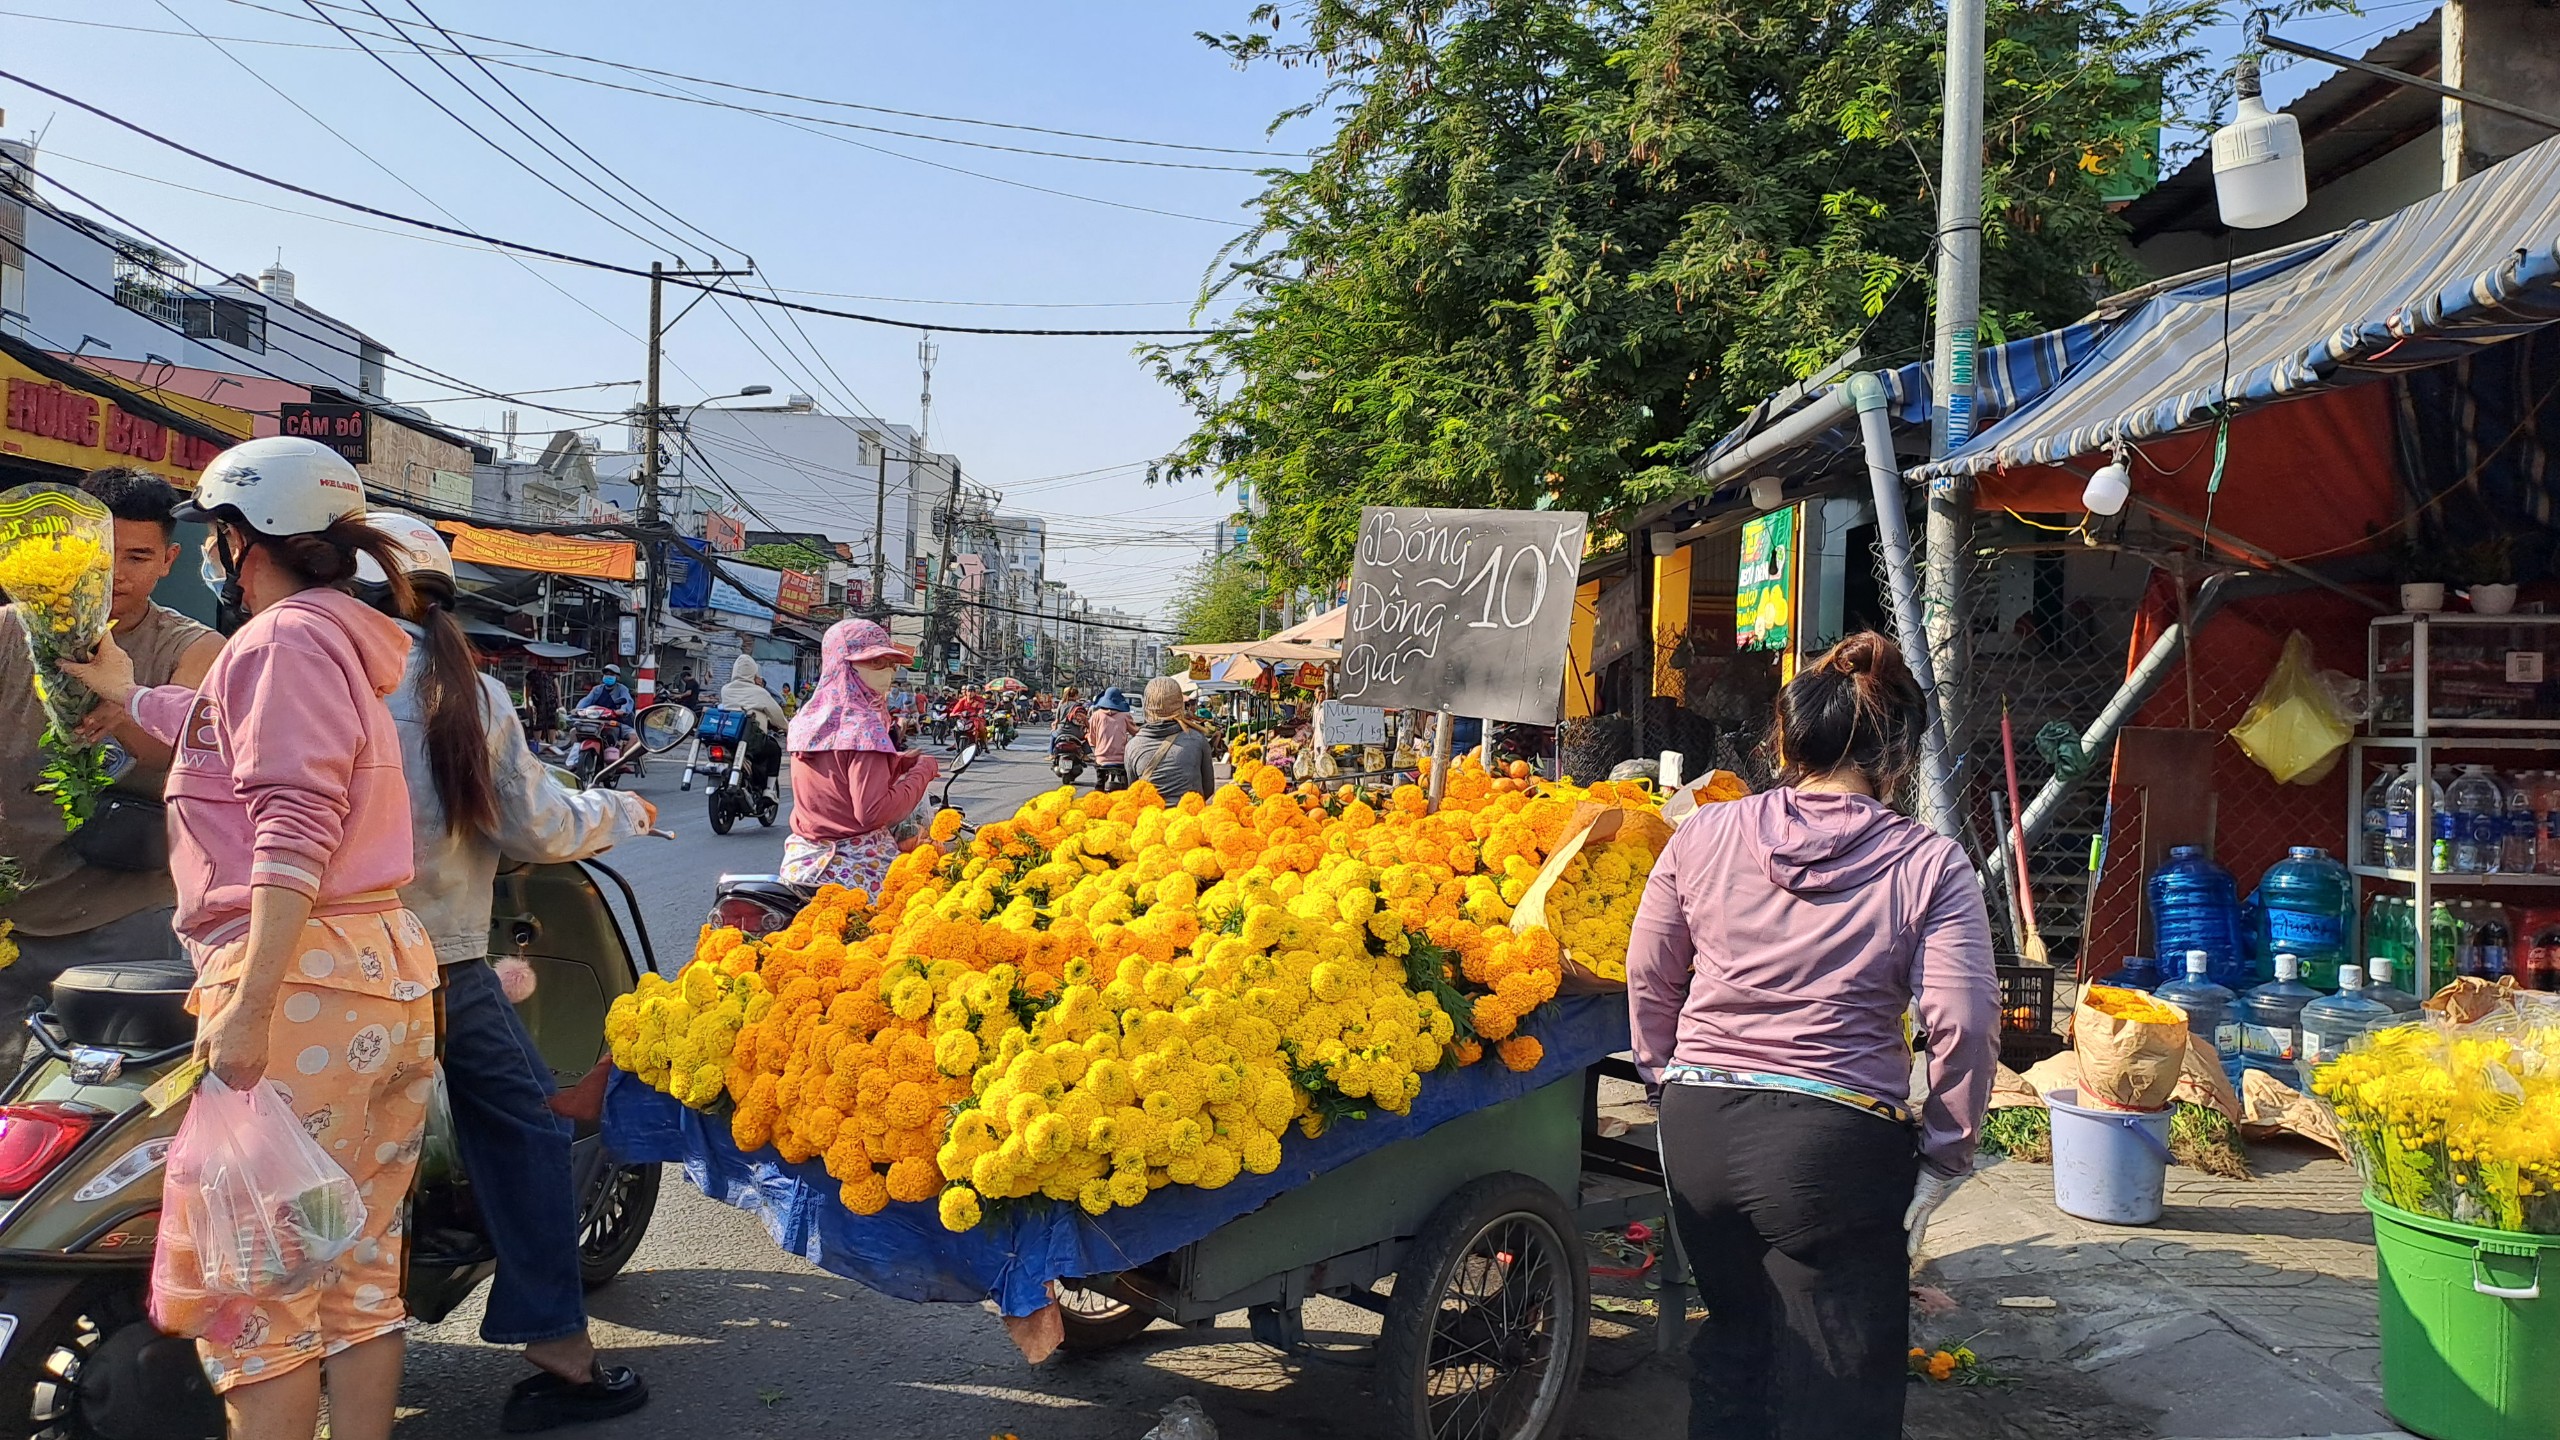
[635,260,752,691]
[868,432,889,617]
[1920,0,1987,837]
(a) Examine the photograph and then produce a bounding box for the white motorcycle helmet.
[353,509,455,588]
[175,435,367,534]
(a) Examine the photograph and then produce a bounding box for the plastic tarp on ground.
[604,995,1631,1317]
[1915,132,2560,481]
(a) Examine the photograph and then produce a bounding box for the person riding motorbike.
[780,620,939,898]
[0,467,223,1075]
[60,436,434,1440]
[357,513,655,1432]
[573,665,635,749]
[1088,687,1135,792]
[719,654,788,798]
[947,688,987,750]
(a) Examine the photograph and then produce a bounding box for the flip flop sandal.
[500,1364,650,1434]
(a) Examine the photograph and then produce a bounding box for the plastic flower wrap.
[2311,990,2560,1234]
[607,758,1683,1230]
[0,485,116,830]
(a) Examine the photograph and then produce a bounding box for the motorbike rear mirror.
[951,744,980,777]
[635,703,696,753]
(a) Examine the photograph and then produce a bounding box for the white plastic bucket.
[2046,1087,2173,1225]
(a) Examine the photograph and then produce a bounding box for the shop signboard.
[1337,505,1589,727]
[279,401,369,463]
[2,353,241,477]
[1736,504,1797,653]
[777,568,825,617]
[1316,701,1388,746]
[617,614,636,659]
[703,511,747,553]
[439,521,636,582]
[1590,573,1640,669]
[709,560,783,623]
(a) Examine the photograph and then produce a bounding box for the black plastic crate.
[1995,963,2060,1070]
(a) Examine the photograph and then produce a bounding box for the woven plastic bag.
[148,1077,366,1337]
[2230,631,2352,786]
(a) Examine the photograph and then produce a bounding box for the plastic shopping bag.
[2229,631,2353,786]
[147,1077,366,1336]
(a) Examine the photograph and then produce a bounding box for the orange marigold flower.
[1496,1036,1543,1072]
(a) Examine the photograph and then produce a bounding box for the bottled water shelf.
[2350,865,2560,888]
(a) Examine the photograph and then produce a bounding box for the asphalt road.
[392,738,1683,1440]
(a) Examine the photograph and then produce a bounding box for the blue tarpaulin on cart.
[604,993,1632,1316]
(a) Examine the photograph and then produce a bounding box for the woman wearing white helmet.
[62,436,434,1440]
[354,511,654,1429]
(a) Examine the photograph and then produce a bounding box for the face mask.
[855,663,897,696]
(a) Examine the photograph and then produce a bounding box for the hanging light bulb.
[2083,448,2132,516]
[2213,53,2306,229]
[1748,476,1786,511]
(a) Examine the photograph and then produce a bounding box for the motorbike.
[0,705,698,1440]
[686,708,778,836]
[1049,729,1090,785]
[712,746,979,939]
[990,714,1016,751]
[565,705,644,788]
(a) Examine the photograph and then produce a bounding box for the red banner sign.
[778,568,825,617]
[703,511,747,553]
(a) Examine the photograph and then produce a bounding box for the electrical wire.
[0,70,1233,337]
[217,0,1292,158]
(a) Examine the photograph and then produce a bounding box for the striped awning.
[1914,132,2560,482]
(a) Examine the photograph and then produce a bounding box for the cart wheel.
[1377,1172,1588,1440]
[1055,1280,1156,1354]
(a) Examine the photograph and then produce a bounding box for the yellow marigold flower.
[930,808,964,842]
[840,1168,891,1216]
[938,1185,983,1232]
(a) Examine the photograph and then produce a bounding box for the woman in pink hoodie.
[65,437,434,1440]
[1625,632,1997,1440]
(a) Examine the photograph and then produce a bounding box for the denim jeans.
[442,957,587,1345]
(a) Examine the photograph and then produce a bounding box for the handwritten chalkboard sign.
[1337,506,1589,726]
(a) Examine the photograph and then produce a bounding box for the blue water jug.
[2155,950,2243,1083]
[2253,846,2354,991]
[2148,846,2248,990]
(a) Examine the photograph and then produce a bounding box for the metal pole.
[1923,0,1988,835]
[1426,708,1455,811]
[2260,31,2560,134]
[1851,372,1956,836]
[871,436,890,616]
[637,263,667,672]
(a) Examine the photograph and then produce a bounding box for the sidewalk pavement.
[1904,1139,2411,1440]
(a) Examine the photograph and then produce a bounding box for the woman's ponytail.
[412,583,499,838]
[1768,630,1926,794]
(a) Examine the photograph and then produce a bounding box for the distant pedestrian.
[1128,677,1215,806]
[1088,687,1135,791]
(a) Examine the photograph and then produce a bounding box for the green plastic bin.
[2368,1196,2560,1440]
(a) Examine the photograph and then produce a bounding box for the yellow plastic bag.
[2229,631,2351,786]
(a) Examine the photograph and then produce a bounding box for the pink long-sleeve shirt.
[1625,787,1999,1177]
[131,587,417,948]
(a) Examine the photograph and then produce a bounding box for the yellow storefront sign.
[0,350,251,479]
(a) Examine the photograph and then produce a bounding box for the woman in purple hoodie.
[1626,632,1997,1439]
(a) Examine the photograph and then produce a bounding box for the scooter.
[0,705,697,1440]
[711,746,979,938]
[1050,729,1091,785]
[687,708,778,836]
[566,706,643,788]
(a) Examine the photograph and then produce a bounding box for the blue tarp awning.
[1915,133,2560,482]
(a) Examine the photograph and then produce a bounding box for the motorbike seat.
[49,958,198,1052]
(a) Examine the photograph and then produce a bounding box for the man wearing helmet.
[0,466,224,1072]
[573,664,637,752]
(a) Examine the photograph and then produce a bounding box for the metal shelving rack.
[2352,613,2560,993]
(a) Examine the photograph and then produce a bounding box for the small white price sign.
[2506,650,2544,684]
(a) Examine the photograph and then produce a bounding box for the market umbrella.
[985,677,1028,692]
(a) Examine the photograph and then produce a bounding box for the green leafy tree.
[1169,552,1273,645]
[1152,0,2335,588]
[739,541,831,573]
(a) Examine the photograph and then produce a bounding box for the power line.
[216,0,1292,158]
[285,0,702,259]
[0,71,1232,338]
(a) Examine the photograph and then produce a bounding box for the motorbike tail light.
[0,1103,103,1198]
[711,895,791,938]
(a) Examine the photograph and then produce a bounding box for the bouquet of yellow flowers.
[2310,992,2560,1234]
[0,486,116,830]
[610,758,1676,1232]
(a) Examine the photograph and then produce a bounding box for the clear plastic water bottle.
[2147,846,2249,990]
[2448,765,2505,874]
[2156,949,2244,1082]
[2297,964,2396,1089]
[2505,775,2540,875]
[2361,765,2399,869]
[2254,846,2353,991]
[2363,956,2423,1016]
[2237,953,2318,1079]
[2383,766,2440,872]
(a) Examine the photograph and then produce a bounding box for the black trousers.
[1658,1084,1919,1440]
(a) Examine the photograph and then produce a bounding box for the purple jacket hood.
[1748,787,1933,895]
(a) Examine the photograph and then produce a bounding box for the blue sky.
[1,1,2432,617]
